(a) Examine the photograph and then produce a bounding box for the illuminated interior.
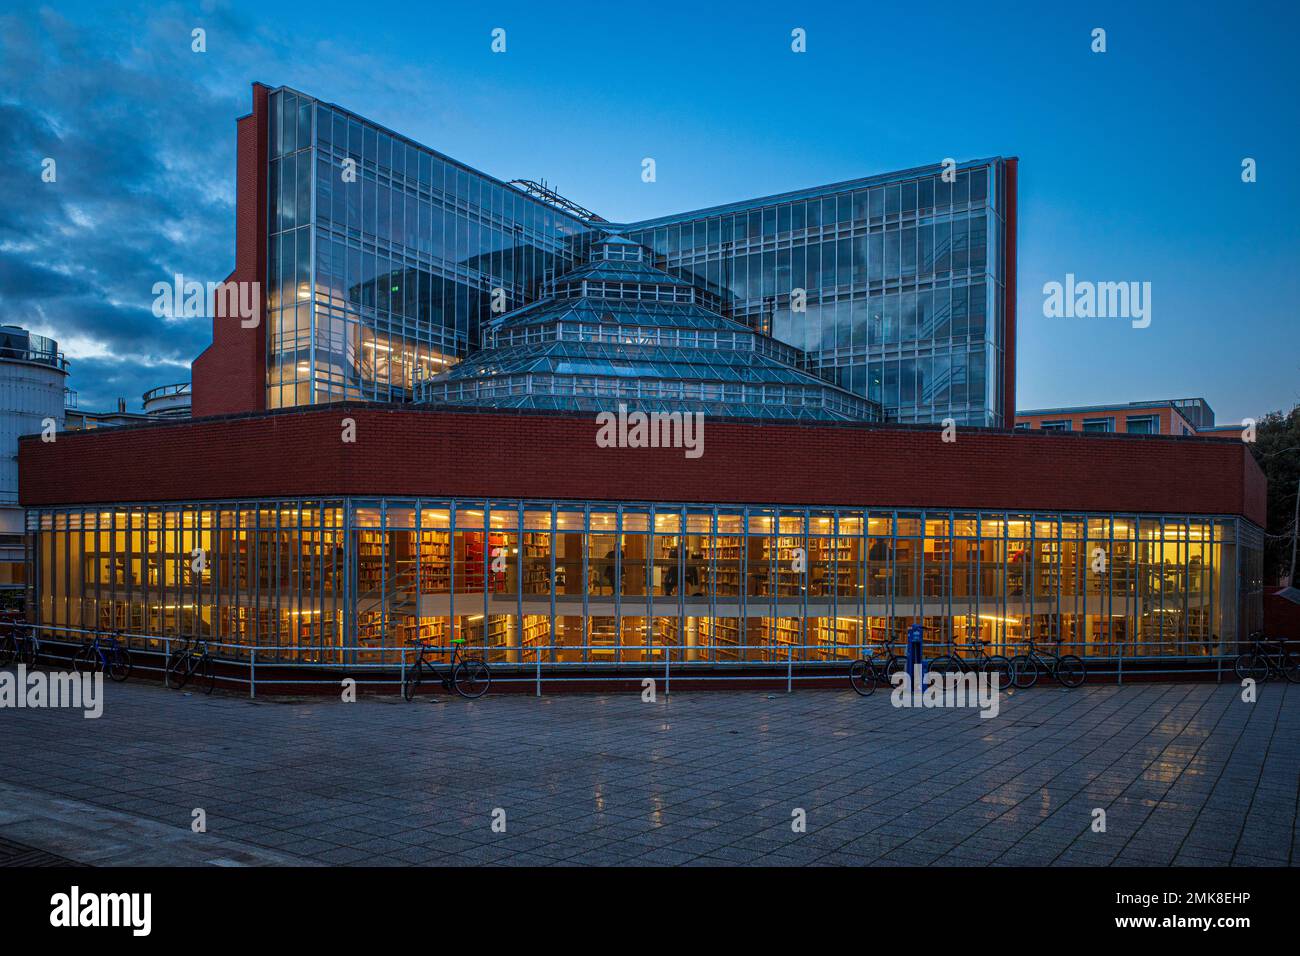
[27,499,1262,667]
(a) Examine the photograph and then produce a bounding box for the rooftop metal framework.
[508,179,606,223]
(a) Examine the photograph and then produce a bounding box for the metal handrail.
[141,382,192,403]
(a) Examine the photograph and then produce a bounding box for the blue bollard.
[906,623,925,686]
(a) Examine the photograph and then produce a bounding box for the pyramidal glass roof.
[416,236,881,422]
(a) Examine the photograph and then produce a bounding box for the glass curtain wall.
[624,162,1007,426]
[28,501,346,661]
[28,499,1254,666]
[267,88,593,409]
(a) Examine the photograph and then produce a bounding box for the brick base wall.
[18,405,1267,524]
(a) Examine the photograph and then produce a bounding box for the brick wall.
[18,405,1267,525]
[190,83,268,418]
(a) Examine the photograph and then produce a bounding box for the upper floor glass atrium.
[417,236,880,422]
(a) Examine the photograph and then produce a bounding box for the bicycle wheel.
[929,655,957,677]
[108,649,132,683]
[20,635,38,667]
[1234,652,1268,683]
[1281,651,1300,684]
[402,660,423,701]
[983,655,1012,686]
[168,651,192,689]
[0,634,15,667]
[885,655,908,680]
[73,644,97,675]
[198,656,215,695]
[453,658,491,699]
[849,659,875,696]
[1009,655,1038,688]
[1055,655,1086,688]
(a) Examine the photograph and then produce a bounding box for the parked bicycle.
[1234,632,1299,684]
[930,637,1011,683]
[849,637,907,696]
[73,631,133,682]
[402,637,491,700]
[0,622,39,667]
[168,637,215,694]
[1008,638,1085,688]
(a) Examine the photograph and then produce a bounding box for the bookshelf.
[707,535,743,594]
[1035,540,1062,596]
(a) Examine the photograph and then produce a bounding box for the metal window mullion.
[276,504,284,656]
[614,507,623,659]
[681,504,691,655]
[548,503,556,664]
[974,513,981,650]
[1184,514,1192,649]
[1157,515,1164,654]
[830,513,840,658]
[645,506,653,660]
[297,498,305,653]
[449,500,457,648]
[344,498,354,663]
[482,500,491,657]
[516,503,524,662]
[708,509,718,663]
[1107,518,1115,657]
[887,512,896,645]
[801,514,809,660]
[580,505,588,663]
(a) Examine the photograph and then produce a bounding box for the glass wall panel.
[26,499,1250,677]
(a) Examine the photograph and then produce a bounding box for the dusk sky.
[2,0,1296,421]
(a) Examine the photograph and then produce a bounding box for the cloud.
[0,0,485,413]
[0,3,250,411]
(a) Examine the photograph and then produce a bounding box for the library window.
[26,498,1251,669]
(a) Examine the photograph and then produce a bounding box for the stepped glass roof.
[416,236,881,422]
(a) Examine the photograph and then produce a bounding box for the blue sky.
[2,0,1296,421]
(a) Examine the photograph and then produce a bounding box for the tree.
[1248,404,1300,586]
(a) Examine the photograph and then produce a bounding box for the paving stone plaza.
[0,680,1295,866]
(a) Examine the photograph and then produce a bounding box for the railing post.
[250,646,256,699]
[665,647,670,697]
[399,647,405,698]
[535,647,542,698]
[787,646,793,694]
[1116,642,1123,687]
[163,636,170,689]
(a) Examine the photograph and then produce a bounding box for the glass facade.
[28,499,1260,669]
[266,86,1011,425]
[270,88,593,408]
[623,162,1010,426]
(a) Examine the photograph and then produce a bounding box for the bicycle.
[849,637,907,696]
[73,631,133,682]
[930,637,1011,684]
[0,622,39,667]
[403,637,491,700]
[168,637,215,694]
[1233,632,1300,684]
[1008,637,1085,689]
